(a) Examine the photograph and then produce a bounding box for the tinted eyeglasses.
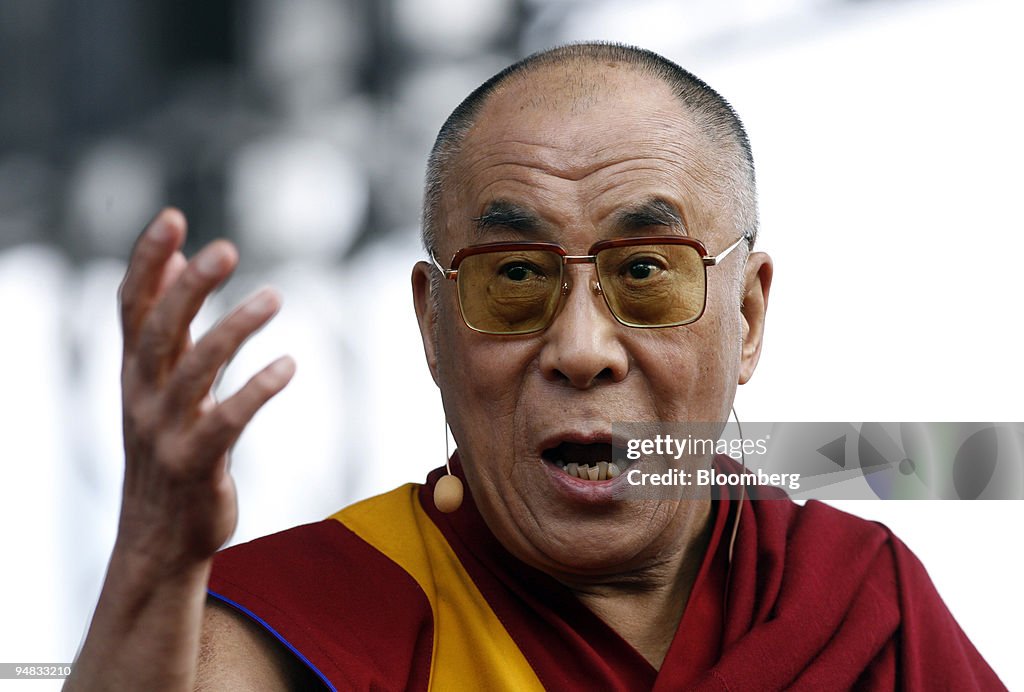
[430,232,751,335]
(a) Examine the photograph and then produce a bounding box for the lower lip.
[540,460,627,504]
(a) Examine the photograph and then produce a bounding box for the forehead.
[441,64,731,250]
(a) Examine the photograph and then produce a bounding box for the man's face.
[413,65,770,579]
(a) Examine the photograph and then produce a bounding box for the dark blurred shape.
[159,0,238,72]
[0,0,61,152]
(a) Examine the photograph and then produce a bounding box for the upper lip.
[536,429,614,456]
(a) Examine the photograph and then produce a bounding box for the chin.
[500,500,666,577]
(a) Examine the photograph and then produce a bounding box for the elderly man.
[67,43,1003,690]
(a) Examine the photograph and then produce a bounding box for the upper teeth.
[562,461,620,481]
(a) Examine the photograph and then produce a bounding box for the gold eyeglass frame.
[430,231,752,335]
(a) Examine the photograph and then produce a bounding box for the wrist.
[106,541,213,603]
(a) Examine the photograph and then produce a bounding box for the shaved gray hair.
[421,42,758,259]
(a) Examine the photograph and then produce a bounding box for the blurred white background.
[0,0,1021,689]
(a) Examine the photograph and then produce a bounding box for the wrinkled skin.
[412,64,773,599]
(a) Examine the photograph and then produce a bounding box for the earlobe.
[411,261,441,386]
[738,252,773,385]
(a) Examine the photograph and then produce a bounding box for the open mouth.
[542,441,623,481]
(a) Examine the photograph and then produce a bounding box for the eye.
[500,262,539,281]
[626,260,658,280]
[620,255,667,281]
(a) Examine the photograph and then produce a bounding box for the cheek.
[694,286,744,415]
[634,335,705,420]
[631,314,739,422]
[435,310,537,452]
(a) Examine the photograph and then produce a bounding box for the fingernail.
[149,218,171,242]
[195,248,224,277]
[268,356,296,380]
[243,288,278,316]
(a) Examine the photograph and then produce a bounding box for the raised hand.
[115,207,294,569]
[66,208,294,691]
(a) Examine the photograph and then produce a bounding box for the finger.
[119,208,187,350]
[135,240,238,382]
[156,250,188,296]
[165,287,282,413]
[189,356,296,472]
[158,251,195,352]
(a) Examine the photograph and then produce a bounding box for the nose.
[538,266,629,388]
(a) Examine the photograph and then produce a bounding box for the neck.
[562,497,713,669]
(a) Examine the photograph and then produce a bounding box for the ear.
[738,252,773,385]
[412,261,441,386]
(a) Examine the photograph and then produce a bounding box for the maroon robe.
[209,457,1005,690]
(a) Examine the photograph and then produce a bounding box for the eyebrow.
[613,198,687,234]
[472,201,545,238]
[471,196,688,240]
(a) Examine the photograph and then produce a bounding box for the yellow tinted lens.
[596,244,705,326]
[457,250,562,334]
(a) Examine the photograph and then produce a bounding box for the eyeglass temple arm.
[429,252,458,280]
[704,230,753,267]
